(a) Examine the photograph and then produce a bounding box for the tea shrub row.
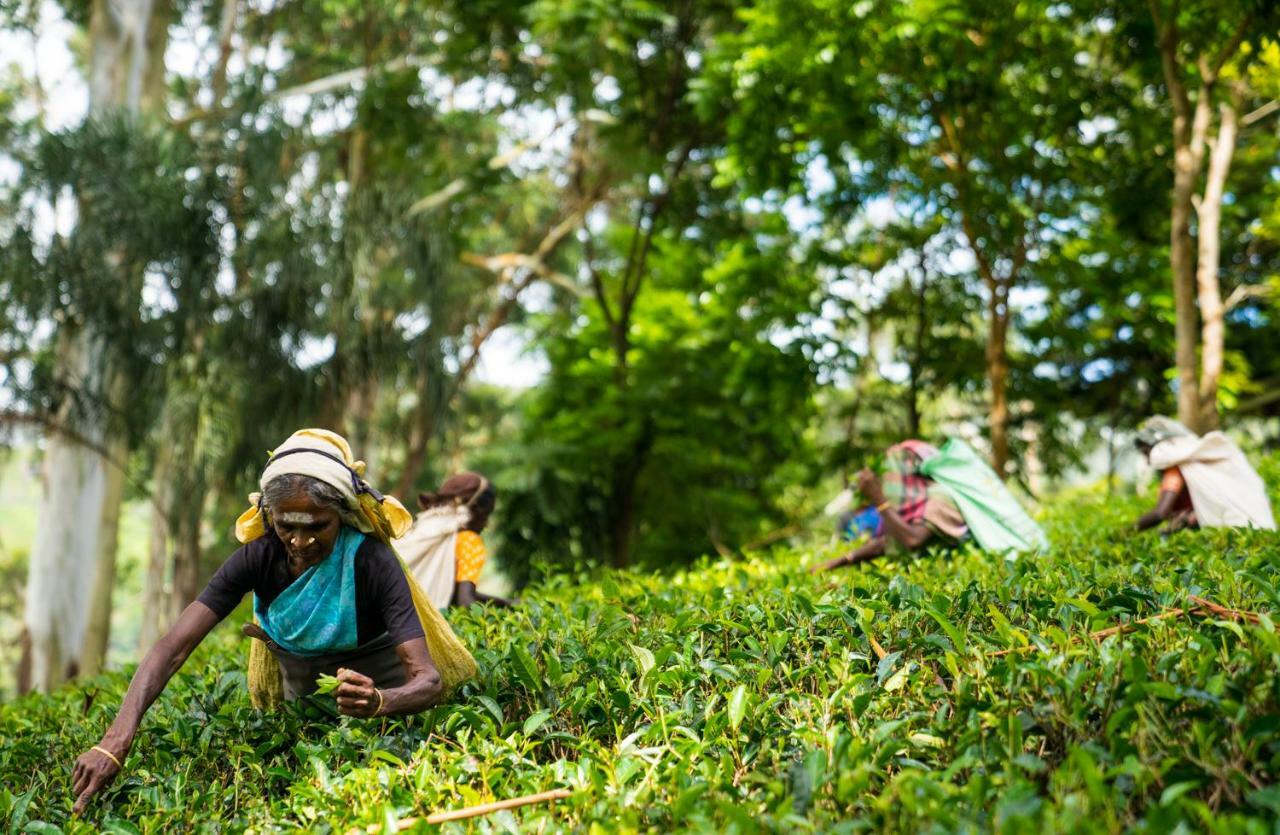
[2,482,1279,833]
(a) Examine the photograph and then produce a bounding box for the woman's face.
[270,493,342,568]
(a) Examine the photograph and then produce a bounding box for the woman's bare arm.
[1135,490,1180,531]
[452,581,515,608]
[71,601,222,814]
[879,506,933,550]
[811,536,888,573]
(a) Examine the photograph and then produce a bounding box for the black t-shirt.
[197,531,424,647]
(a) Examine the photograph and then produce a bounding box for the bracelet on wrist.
[92,745,123,770]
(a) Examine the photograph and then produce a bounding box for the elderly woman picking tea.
[70,430,474,814]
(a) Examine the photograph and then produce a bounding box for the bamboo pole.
[986,596,1263,659]
[425,789,573,824]
[355,789,575,832]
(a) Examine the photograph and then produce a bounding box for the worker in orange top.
[417,473,515,608]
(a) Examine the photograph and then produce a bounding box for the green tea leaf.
[314,674,341,695]
[727,684,749,732]
[629,643,656,679]
[523,710,553,736]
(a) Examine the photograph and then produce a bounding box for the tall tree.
[17,0,175,690]
[708,0,1107,474]
[1140,1,1280,431]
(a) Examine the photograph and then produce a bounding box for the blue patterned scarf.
[255,525,364,657]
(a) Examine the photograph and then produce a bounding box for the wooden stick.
[986,596,1265,658]
[424,789,573,824]
[355,790,573,833]
[1079,607,1190,642]
[1188,594,1262,624]
[988,609,1190,658]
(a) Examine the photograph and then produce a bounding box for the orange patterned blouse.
[455,530,488,584]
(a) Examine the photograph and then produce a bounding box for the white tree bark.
[79,433,127,676]
[139,438,172,653]
[21,0,169,692]
[1194,98,1239,432]
[23,332,106,690]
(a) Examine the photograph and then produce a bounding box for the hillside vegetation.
[3,478,1279,833]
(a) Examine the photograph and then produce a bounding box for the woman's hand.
[71,743,124,815]
[334,667,381,718]
[68,602,221,816]
[855,468,885,507]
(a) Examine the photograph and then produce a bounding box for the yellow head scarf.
[235,428,412,544]
[239,429,475,709]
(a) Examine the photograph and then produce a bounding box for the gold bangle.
[876,501,892,513]
[92,745,123,770]
[373,688,384,716]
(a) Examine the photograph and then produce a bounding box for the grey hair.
[262,474,359,528]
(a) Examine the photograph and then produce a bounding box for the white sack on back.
[1149,432,1276,530]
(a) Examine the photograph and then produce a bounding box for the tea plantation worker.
[71,429,476,815]
[1133,416,1276,533]
[396,472,516,609]
[813,441,969,572]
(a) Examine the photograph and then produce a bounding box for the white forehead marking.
[278,512,319,525]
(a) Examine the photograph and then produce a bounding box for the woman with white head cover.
[395,472,515,608]
[1133,416,1275,533]
[68,429,475,814]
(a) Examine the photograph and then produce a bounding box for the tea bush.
[2,485,1279,833]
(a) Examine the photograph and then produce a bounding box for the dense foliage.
[4,469,1279,832]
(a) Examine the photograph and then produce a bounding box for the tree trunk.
[1170,135,1203,432]
[79,431,126,676]
[986,279,1011,476]
[1152,12,1213,433]
[77,0,172,677]
[169,511,204,622]
[342,377,380,481]
[139,419,174,652]
[21,330,106,692]
[140,491,170,652]
[1194,99,1238,432]
[607,469,638,569]
[20,0,172,690]
[907,256,928,438]
[606,431,651,569]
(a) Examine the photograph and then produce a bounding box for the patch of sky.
[1033,362,1058,380]
[1081,358,1115,383]
[395,310,430,341]
[594,76,621,104]
[1229,306,1268,327]
[294,334,336,370]
[1079,116,1118,145]
[1,2,85,129]
[471,326,550,391]
[140,270,179,322]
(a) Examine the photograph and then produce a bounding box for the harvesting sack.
[237,429,476,709]
[918,438,1048,556]
[1147,431,1276,530]
[393,504,470,609]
